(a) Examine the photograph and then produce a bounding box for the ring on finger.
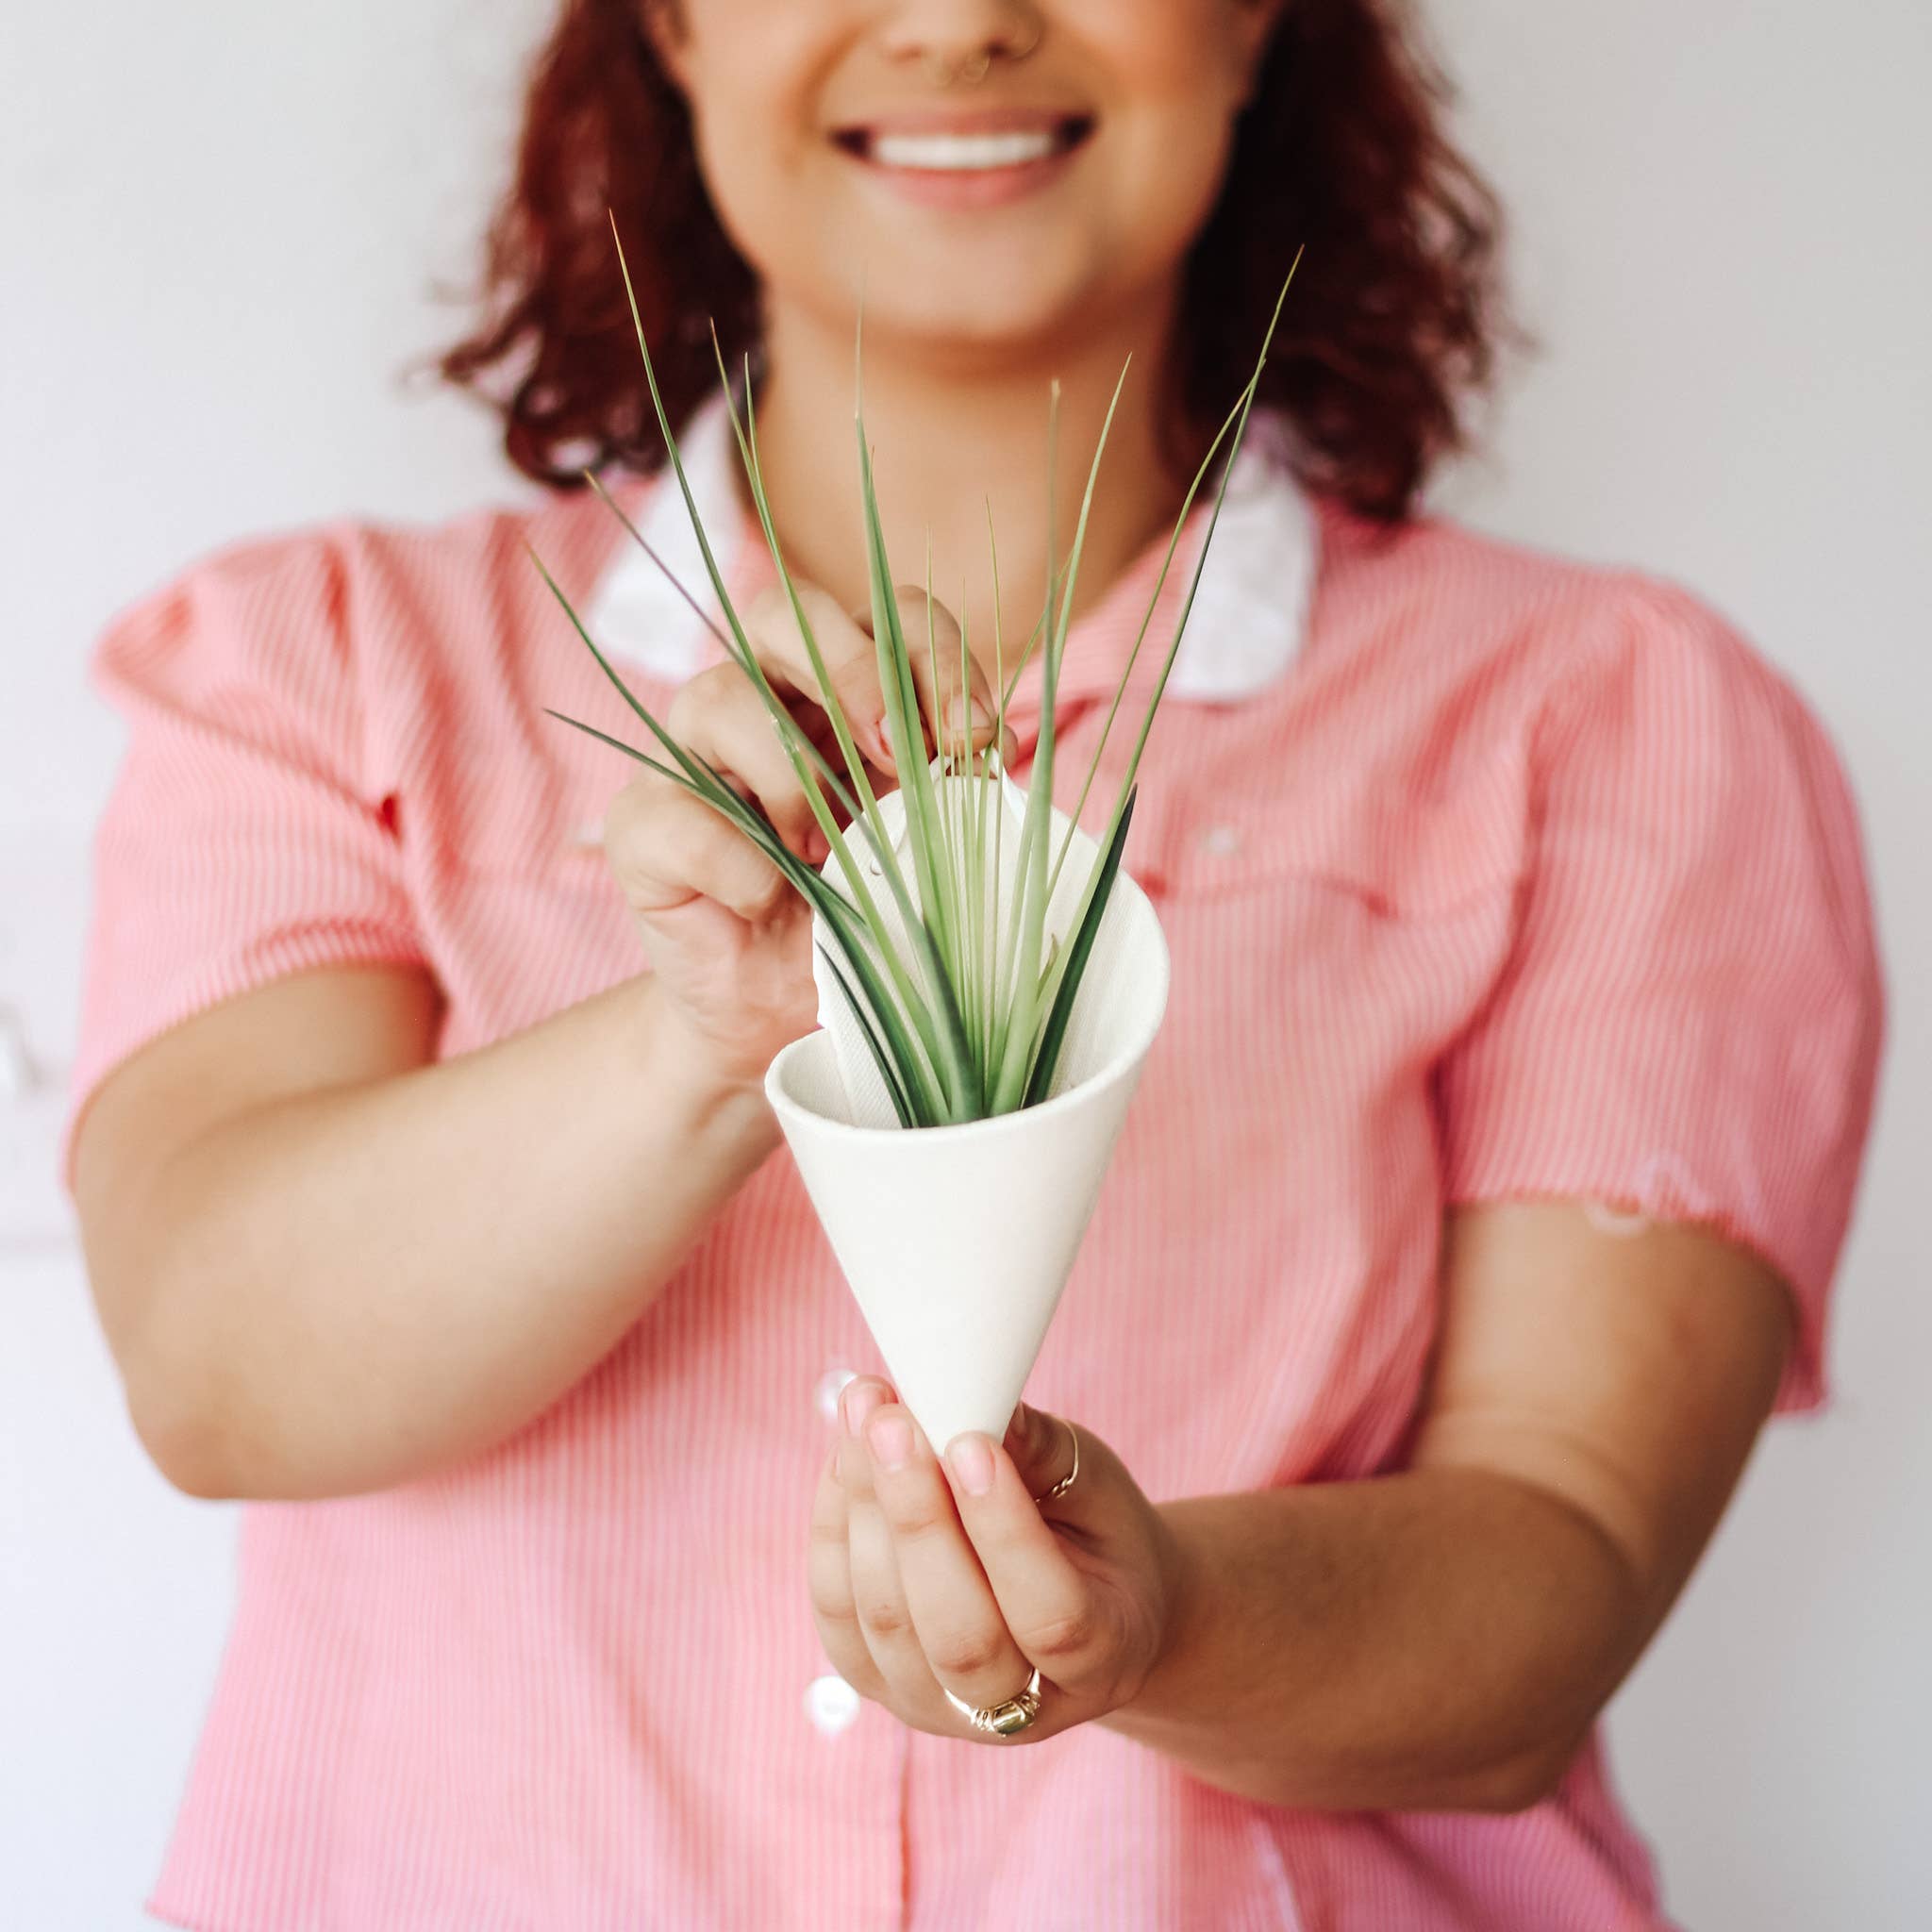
[941,1664,1045,1739]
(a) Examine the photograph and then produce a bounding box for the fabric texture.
[59,403,1886,1931]
[62,528,433,1134]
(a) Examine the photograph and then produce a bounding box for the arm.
[1094,1197,1794,1812]
[810,596,1873,1788]
[72,568,1004,1507]
[73,963,777,1503]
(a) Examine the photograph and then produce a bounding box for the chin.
[810,239,1115,364]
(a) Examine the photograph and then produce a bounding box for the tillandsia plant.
[528,218,1299,1128]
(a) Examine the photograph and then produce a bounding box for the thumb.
[1003,1401,1077,1506]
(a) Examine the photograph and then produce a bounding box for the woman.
[62,2,1885,1927]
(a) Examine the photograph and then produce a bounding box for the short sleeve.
[58,527,432,1198]
[1431,582,1887,1413]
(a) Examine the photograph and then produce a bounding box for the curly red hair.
[430,0,1510,524]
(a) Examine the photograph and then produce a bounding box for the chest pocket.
[1135,746,1529,924]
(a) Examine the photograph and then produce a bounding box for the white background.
[3,3,1926,1926]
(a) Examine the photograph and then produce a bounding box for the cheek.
[1108,109,1240,246]
[685,78,827,282]
[1098,100,1244,274]
[675,14,856,283]
[1062,0,1257,99]
[1066,0,1255,237]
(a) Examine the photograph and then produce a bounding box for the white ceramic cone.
[764,764,1169,1457]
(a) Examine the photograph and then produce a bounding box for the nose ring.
[924,17,1042,87]
[925,47,991,85]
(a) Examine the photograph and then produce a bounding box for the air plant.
[529,219,1299,1129]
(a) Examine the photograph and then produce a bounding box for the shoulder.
[89,474,645,706]
[1304,493,1875,945]
[1307,493,1841,758]
[1321,500,1880,984]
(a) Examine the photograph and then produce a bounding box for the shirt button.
[814,1365,858,1425]
[1200,823,1242,857]
[565,816,605,850]
[805,1672,862,1736]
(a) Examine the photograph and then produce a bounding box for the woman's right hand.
[599,577,1008,1099]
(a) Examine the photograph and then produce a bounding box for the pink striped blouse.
[60,398,1885,1931]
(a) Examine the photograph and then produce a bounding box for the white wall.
[4,3,1924,1926]
[1440,7,1931,1924]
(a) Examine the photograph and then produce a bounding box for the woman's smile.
[828,107,1097,211]
[642,2,1273,348]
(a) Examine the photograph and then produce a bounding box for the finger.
[883,585,1000,769]
[806,1439,885,1701]
[603,773,792,924]
[942,1409,1104,1690]
[741,582,1005,774]
[836,1374,892,1489]
[862,1402,1041,1720]
[1000,1401,1084,1522]
[742,583,897,769]
[842,1422,934,1711]
[667,663,831,862]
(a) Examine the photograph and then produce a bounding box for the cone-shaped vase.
[765,769,1169,1455]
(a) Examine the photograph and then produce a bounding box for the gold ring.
[1028,1416,1079,1507]
[941,1663,1043,1738]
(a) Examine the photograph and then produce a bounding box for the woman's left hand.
[808,1376,1190,1743]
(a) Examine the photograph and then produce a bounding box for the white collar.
[581,385,1317,704]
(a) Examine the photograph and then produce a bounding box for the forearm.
[125,974,779,1499]
[1099,1467,1645,1814]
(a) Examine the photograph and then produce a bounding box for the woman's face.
[643,1,1284,358]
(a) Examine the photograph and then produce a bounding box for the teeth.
[867,128,1061,172]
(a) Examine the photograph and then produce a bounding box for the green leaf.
[1022,786,1139,1108]
[815,941,915,1128]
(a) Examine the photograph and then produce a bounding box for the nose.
[874,2,1044,75]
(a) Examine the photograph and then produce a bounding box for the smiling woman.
[437,0,1502,525]
[58,4,1885,1932]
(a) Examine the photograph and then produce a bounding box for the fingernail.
[842,1380,885,1436]
[872,716,896,765]
[867,1413,911,1472]
[946,1434,995,1497]
[947,693,993,736]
